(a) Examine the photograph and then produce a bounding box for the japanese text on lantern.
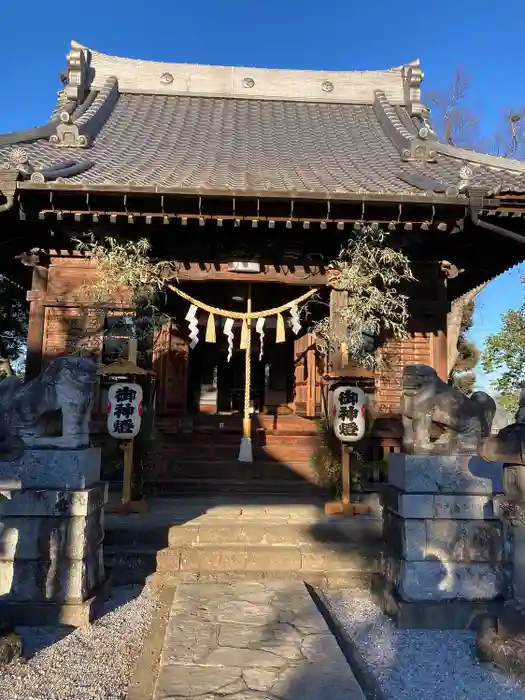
[332,385,366,443]
[107,383,143,439]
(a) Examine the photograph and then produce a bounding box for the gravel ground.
[327,590,525,700]
[0,584,160,700]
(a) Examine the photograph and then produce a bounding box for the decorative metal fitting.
[242,77,255,89]
[160,72,174,85]
[321,80,334,93]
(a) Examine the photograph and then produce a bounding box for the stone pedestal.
[0,447,109,627]
[372,453,507,629]
[476,495,525,676]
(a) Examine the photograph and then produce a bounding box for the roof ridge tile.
[50,77,119,148]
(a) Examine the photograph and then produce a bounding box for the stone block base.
[388,452,503,495]
[382,485,498,520]
[0,577,111,627]
[381,550,507,601]
[371,574,504,630]
[0,447,101,490]
[383,508,503,562]
[0,482,108,625]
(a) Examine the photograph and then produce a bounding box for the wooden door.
[153,320,189,412]
[293,333,322,417]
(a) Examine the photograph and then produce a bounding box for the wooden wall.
[27,254,448,421]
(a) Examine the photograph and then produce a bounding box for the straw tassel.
[276,313,286,343]
[240,319,249,349]
[205,312,216,343]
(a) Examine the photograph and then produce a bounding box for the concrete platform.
[153,580,366,700]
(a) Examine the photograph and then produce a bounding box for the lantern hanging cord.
[166,284,317,319]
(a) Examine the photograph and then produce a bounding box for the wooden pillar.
[25,264,49,379]
[432,270,449,383]
[329,289,348,372]
[433,323,448,383]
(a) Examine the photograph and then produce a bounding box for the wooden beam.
[173,262,326,286]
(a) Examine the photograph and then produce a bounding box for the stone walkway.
[153,580,366,699]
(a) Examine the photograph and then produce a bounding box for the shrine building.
[1,41,525,494]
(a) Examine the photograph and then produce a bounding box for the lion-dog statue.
[479,388,525,501]
[402,364,496,454]
[0,356,97,456]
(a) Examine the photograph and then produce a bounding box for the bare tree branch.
[426,66,479,148]
[492,108,525,159]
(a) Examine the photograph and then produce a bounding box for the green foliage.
[73,235,174,360]
[311,420,378,496]
[0,273,29,377]
[482,308,525,410]
[314,226,415,368]
[74,235,173,307]
[498,392,520,416]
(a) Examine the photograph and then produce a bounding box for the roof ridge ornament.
[50,76,119,148]
[373,91,437,163]
[402,63,425,117]
[65,41,91,103]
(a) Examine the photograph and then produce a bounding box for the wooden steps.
[147,413,324,496]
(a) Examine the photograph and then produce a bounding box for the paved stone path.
[153,580,366,700]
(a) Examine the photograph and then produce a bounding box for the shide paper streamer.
[185,304,199,349]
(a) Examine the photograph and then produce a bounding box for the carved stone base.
[0,482,109,627]
[0,578,111,628]
[379,453,508,624]
[372,574,504,630]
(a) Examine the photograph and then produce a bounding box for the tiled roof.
[2,41,525,198]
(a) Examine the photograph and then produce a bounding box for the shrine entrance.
[187,335,294,414]
[179,282,325,417]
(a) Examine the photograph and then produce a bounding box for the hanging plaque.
[107,382,143,439]
[332,386,366,443]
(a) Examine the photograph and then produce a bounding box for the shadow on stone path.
[152,580,367,700]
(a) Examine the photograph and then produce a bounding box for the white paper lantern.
[332,386,366,443]
[107,383,143,439]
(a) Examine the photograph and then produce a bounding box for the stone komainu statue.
[402,364,496,454]
[480,388,525,501]
[0,356,97,453]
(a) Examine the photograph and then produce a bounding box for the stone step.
[155,543,378,574]
[104,517,382,549]
[150,568,373,591]
[103,544,377,589]
[104,547,159,585]
[144,478,327,495]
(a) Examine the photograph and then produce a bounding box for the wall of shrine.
[27,254,447,425]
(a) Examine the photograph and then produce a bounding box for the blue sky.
[1,0,524,388]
